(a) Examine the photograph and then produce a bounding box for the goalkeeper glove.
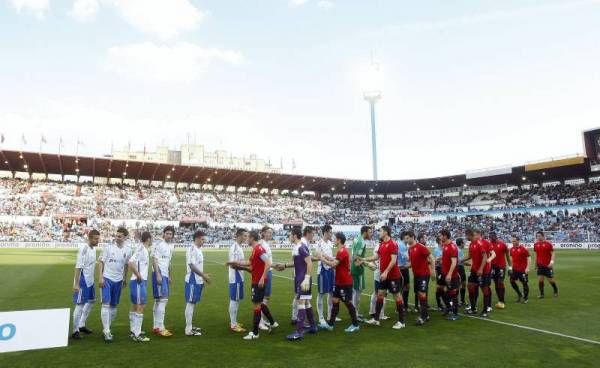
[301,275,311,292]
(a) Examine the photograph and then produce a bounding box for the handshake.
[355,257,376,271]
[272,263,286,272]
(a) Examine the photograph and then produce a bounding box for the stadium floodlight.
[361,58,383,181]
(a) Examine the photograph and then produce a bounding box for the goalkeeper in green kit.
[351,226,373,322]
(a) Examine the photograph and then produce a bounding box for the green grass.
[1,249,599,368]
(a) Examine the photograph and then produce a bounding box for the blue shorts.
[264,270,273,297]
[185,275,204,304]
[152,272,170,299]
[130,280,147,305]
[318,268,334,294]
[101,278,123,306]
[73,275,95,305]
[229,282,244,301]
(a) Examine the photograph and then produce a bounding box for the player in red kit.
[439,229,460,321]
[463,229,496,317]
[318,232,360,333]
[490,232,511,309]
[404,230,435,326]
[227,231,278,340]
[534,231,558,298]
[478,231,496,316]
[509,235,531,303]
[362,226,406,329]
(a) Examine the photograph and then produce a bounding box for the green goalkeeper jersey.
[351,236,366,276]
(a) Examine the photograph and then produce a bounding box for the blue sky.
[1,0,599,180]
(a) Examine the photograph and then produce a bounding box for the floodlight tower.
[363,90,381,181]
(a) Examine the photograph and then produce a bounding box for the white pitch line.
[208,259,600,346]
[268,272,600,346]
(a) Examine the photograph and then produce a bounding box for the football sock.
[157,299,167,330]
[460,287,466,304]
[538,281,544,296]
[498,282,505,303]
[296,306,306,334]
[550,281,558,294]
[129,311,136,334]
[468,283,478,309]
[291,298,298,321]
[110,307,117,323]
[327,293,333,320]
[418,294,429,320]
[153,301,159,329]
[229,300,239,327]
[523,282,530,299]
[352,290,361,315]
[510,280,522,297]
[435,288,444,308]
[317,293,325,321]
[369,292,377,316]
[72,305,83,333]
[260,303,274,325]
[482,286,491,309]
[185,303,194,334]
[328,302,340,326]
[395,300,405,323]
[79,302,93,328]
[260,298,269,324]
[101,305,111,333]
[134,313,143,337]
[252,306,261,335]
[375,296,384,321]
[305,306,316,328]
[402,289,409,310]
[346,301,358,326]
[129,311,135,330]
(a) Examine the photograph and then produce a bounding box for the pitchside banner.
[0,308,69,353]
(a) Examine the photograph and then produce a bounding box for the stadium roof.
[0,150,593,194]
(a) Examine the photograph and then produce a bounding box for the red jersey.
[510,245,530,273]
[249,243,268,284]
[441,241,459,277]
[491,240,508,268]
[469,239,483,273]
[334,247,353,286]
[480,239,493,274]
[534,241,553,267]
[377,239,401,279]
[409,242,431,277]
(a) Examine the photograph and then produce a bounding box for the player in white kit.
[228,228,249,333]
[184,230,212,336]
[128,231,152,342]
[99,227,132,342]
[71,229,100,340]
[151,226,175,337]
[314,225,336,325]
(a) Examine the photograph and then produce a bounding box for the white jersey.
[100,243,131,282]
[261,239,273,270]
[151,239,173,276]
[228,241,245,283]
[185,245,204,284]
[129,244,150,281]
[315,239,334,273]
[372,241,381,281]
[75,243,96,287]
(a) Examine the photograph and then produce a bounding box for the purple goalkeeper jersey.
[293,240,311,288]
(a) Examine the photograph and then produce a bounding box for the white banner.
[0,308,70,353]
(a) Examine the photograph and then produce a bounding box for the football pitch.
[1,249,599,368]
